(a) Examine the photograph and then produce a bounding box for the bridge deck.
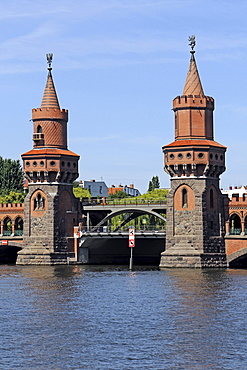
[82,200,167,212]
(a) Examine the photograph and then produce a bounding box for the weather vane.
[188,35,196,52]
[46,53,53,69]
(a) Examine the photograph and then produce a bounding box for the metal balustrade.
[79,225,165,233]
[81,197,167,206]
[230,228,241,235]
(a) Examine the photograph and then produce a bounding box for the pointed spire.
[182,36,204,96]
[41,53,60,109]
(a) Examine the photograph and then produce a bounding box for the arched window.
[15,217,23,236]
[182,188,188,208]
[210,188,214,208]
[230,214,241,235]
[3,217,12,236]
[244,215,247,235]
[34,193,45,210]
[37,125,42,133]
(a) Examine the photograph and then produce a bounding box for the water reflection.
[1,266,247,369]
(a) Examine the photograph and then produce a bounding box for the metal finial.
[188,35,196,52]
[46,53,53,70]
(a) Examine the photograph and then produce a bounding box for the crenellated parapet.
[32,108,68,121]
[173,95,214,110]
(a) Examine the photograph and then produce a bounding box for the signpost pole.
[129,246,133,271]
[129,227,135,271]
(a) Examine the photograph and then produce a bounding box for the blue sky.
[1,0,247,193]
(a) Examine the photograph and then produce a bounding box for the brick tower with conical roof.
[17,54,80,265]
[159,37,227,268]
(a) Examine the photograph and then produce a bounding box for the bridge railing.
[81,197,167,206]
[230,228,241,235]
[79,225,166,233]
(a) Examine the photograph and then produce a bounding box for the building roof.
[163,139,227,150]
[41,69,60,109]
[222,186,247,200]
[182,51,204,96]
[22,148,79,158]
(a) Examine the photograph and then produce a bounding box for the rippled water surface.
[1,265,247,369]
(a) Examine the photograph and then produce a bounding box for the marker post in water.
[129,227,135,270]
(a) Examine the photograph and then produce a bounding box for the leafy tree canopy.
[0,157,23,194]
[73,187,91,200]
[136,188,168,200]
[148,176,160,192]
[108,190,129,199]
[0,191,26,204]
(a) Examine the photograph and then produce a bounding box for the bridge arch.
[228,248,247,268]
[91,208,166,231]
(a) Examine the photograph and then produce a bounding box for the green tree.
[0,157,23,194]
[108,190,129,199]
[73,187,91,200]
[0,191,26,204]
[148,176,160,192]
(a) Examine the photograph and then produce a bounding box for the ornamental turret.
[159,36,227,269]
[163,37,226,179]
[22,54,79,184]
[17,54,80,265]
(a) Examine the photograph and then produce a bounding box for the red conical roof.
[182,52,204,96]
[41,69,60,109]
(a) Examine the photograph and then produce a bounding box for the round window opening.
[210,153,213,159]
[178,153,183,159]
[62,161,65,167]
[198,153,204,159]
[26,161,30,167]
[67,162,71,167]
[40,161,44,167]
[220,155,223,161]
[186,153,191,159]
[33,161,37,167]
[215,154,218,160]
[169,154,175,160]
[50,161,56,167]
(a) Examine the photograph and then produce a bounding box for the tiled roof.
[182,53,204,96]
[163,139,226,149]
[22,148,80,158]
[41,70,60,109]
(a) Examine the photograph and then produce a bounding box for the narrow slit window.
[210,189,214,208]
[182,188,188,208]
[37,125,42,133]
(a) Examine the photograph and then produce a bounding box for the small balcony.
[33,133,44,141]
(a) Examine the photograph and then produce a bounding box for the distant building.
[80,180,108,197]
[108,184,141,197]
[221,186,247,235]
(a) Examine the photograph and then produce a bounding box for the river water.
[1,265,247,370]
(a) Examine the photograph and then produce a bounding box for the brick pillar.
[11,220,15,236]
[225,220,230,235]
[241,221,245,235]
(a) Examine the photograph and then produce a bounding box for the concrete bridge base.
[16,250,69,265]
[159,244,227,268]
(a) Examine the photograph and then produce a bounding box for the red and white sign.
[129,228,135,248]
[2,240,8,246]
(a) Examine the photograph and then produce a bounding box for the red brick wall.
[174,184,195,211]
